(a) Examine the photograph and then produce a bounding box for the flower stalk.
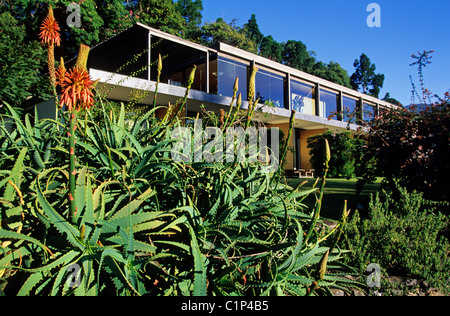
[168,65,197,125]
[153,54,163,110]
[305,138,331,244]
[39,6,61,120]
[58,44,94,224]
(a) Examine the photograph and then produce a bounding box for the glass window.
[89,27,149,80]
[217,57,247,100]
[319,89,338,119]
[342,96,358,122]
[363,103,375,122]
[255,69,285,109]
[209,54,218,94]
[150,36,207,92]
[291,80,315,115]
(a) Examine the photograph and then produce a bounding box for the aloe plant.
[0,27,361,295]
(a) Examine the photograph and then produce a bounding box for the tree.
[1,0,116,55]
[350,53,385,98]
[175,0,203,26]
[307,131,363,179]
[259,35,283,62]
[174,0,203,39]
[358,100,450,202]
[244,14,264,49]
[312,61,351,88]
[201,18,257,53]
[356,52,450,202]
[135,0,186,36]
[382,93,402,106]
[0,12,51,113]
[95,0,134,40]
[282,40,315,72]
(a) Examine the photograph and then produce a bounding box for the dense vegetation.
[307,131,363,180]
[0,8,363,295]
[1,2,448,297]
[344,185,449,294]
[305,51,450,295]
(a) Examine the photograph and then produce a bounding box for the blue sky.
[201,0,450,105]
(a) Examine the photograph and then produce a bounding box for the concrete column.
[206,52,210,94]
[147,31,152,81]
[315,83,321,117]
[286,73,292,111]
[338,91,343,121]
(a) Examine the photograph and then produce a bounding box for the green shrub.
[307,131,364,179]
[356,51,450,202]
[344,183,450,293]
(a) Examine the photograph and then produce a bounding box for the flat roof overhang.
[88,23,396,111]
[91,68,358,132]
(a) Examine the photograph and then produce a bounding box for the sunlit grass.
[289,178,383,220]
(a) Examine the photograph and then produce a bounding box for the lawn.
[288,178,383,221]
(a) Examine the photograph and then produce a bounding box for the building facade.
[60,23,395,175]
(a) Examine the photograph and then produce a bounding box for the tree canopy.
[0,11,50,113]
[200,18,258,53]
[350,53,385,98]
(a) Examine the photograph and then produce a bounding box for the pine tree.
[244,14,264,49]
[350,53,385,98]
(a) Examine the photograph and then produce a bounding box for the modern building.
[39,23,396,176]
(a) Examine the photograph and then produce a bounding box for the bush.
[358,101,450,202]
[343,183,450,294]
[307,131,364,179]
[357,51,450,202]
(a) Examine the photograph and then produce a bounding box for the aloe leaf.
[0,230,51,256]
[109,187,155,221]
[36,179,84,251]
[190,226,207,296]
[17,272,44,296]
[3,147,27,201]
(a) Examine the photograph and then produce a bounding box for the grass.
[288,178,383,221]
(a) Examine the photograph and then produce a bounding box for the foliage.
[0,51,360,296]
[0,104,361,296]
[1,0,131,53]
[136,0,186,36]
[313,61,352,89]
[282,40,316,73]
[259,35,283,63]
[175,0,203,26]
[350,53,385,98]
[382,93,402,107]
[361,101,450,202]
[307,131,364,179]
[356,51,450,202]
[0,12,51,113]
[343,184,450,294]
[409,50,434,105]
[201,18,258,53]
[243,14,264,49]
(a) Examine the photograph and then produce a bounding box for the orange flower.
[59,67,95,111]
[39,7,61,47]
[56,57,66,86]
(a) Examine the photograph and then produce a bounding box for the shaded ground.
[288,178,382,221]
